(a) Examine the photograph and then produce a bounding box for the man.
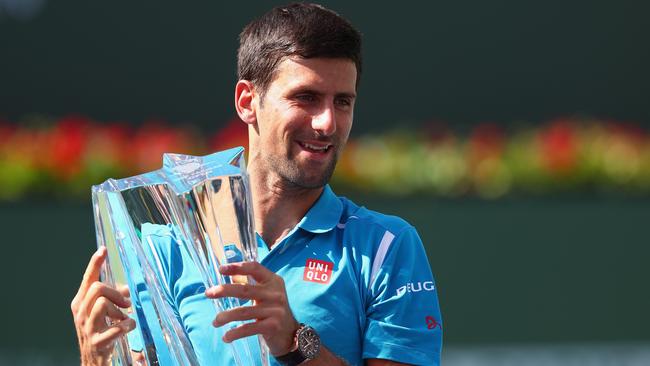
[71,3,442,365]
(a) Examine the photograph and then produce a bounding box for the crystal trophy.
[92,147,268,365]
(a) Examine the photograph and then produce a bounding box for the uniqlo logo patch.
[303,259,333,284]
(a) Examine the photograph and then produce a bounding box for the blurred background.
[1,0,649,365]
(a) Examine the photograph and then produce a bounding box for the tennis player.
[71,3,442,365]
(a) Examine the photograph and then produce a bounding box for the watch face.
[297,326,321,359]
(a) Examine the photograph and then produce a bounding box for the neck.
[247,158,323,249]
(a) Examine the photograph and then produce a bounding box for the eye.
[334,97,352,108]
[295,94,317,103]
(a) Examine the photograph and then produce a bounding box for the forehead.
[267,57,357,95]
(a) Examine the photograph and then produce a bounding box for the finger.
[105,302,128,321]
[213,305,278,327]
[114,283,135,315]
[79,282,132,318]
[74,247,107,304]
[116,283,131,298]
[205,283,272,301]
[88,297,128,332]
[92,318,136,350]
[222,318,275,343]
[219,262,273,283]
[131,350,147,364]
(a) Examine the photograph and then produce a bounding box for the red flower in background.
[468,123,505,162]
[0,121,16,149]
[540,119,577,176]
[130,121,199,173]
[209,116,248,153]
[47,115,91,180]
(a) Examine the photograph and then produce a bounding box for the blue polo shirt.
[139,185,442,365]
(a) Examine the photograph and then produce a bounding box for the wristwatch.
[275,323,321,365]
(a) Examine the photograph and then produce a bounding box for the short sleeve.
[363,227,443,365]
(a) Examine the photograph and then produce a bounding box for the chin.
[268,154,338,189]
[286,175,330,189]
[284,167,335,189]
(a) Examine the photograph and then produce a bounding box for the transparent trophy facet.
[92,147,268,366]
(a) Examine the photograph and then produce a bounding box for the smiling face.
[248,57,357,189]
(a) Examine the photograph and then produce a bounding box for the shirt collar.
[296,184,343,234]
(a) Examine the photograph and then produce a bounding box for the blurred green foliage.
[1,115,649,200]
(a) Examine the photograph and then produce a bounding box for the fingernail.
[205,287,219,297]
[222,335,231,343]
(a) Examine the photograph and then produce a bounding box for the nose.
[311,104,336,136]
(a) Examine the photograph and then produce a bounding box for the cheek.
[258,114,301,151]
[337,114,354,137]
[280,111,311,138]
[256,108,283,138]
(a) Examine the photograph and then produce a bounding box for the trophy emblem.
[92,147,268,365]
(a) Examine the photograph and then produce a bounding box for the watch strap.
[275,324,311,366]
[275,348,307,366]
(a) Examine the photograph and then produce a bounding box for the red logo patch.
[303,259,333,284]
[426,316,440,330]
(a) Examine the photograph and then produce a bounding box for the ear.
[234,80,257,125]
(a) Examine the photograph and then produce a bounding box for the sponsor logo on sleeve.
[426,316,441,330]
[396,281,435,296]
[303,259,334,284]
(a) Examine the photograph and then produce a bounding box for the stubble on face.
[264,135,342,190]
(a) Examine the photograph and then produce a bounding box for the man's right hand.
[71,246,135,366]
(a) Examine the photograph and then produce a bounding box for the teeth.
[302,142,329,151]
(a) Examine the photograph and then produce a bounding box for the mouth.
[297,141,333,154]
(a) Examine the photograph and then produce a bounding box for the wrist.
[275,323,321,366]
[271,320,301,356]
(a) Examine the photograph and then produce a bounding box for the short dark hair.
[237,3,362,97]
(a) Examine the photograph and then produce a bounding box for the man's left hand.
[205,261,300,356]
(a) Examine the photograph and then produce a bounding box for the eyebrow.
[336,92,357,99]
[292,88,356,99]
